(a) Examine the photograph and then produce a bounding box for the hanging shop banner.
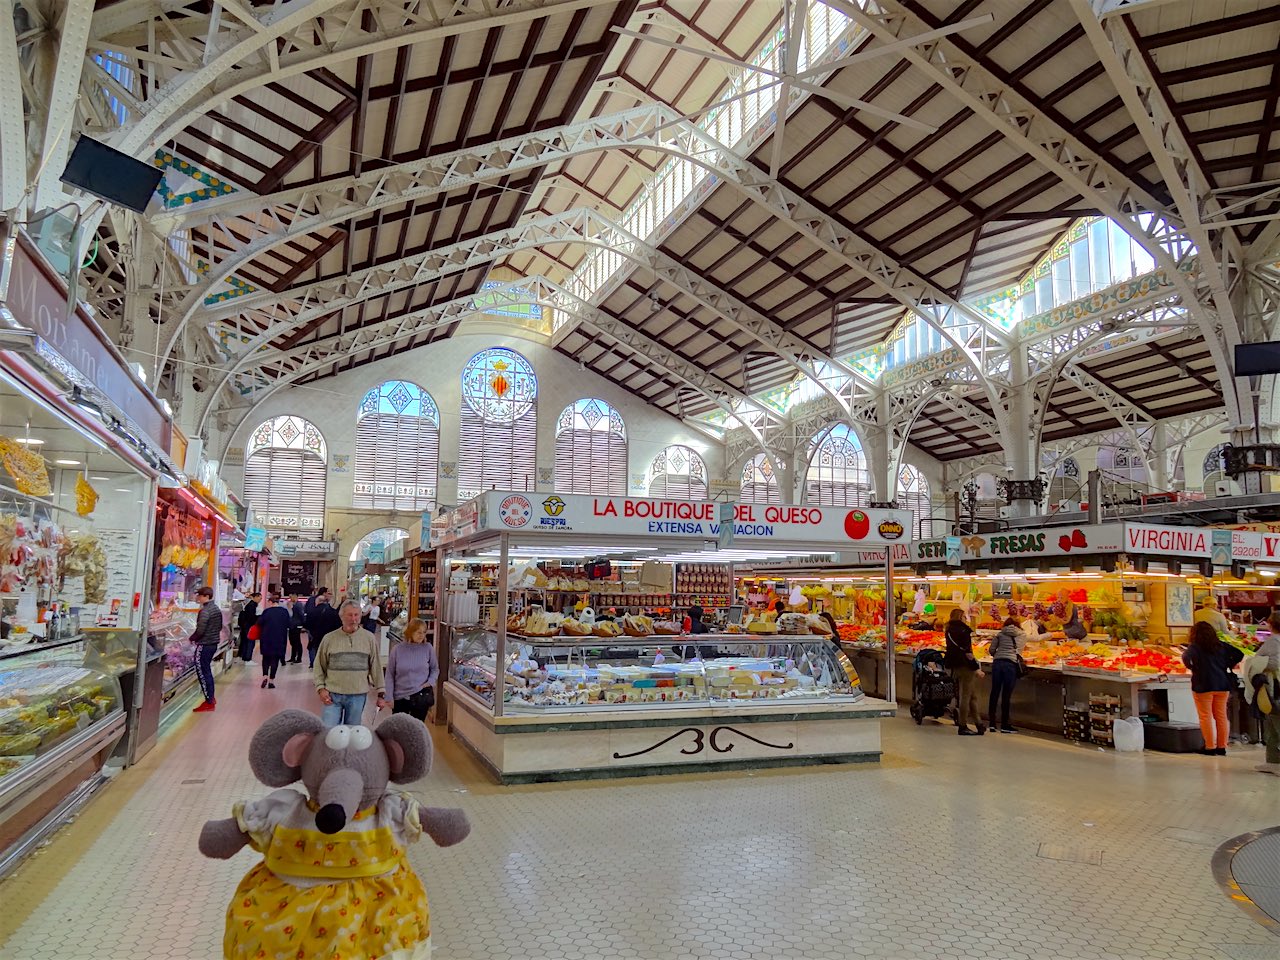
[913,524,1123,563]
[1211,530,1233,566]
[367,543,385,564]
[272,539,336,555]
[1123,523,1213,558]
[0,227,170,449]
[840,544,913,565]
[244,526,267,552]
[468,491,913,546]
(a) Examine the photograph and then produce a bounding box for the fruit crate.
[1063,704,1091,743]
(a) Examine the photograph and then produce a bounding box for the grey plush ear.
[249,709,325,787]
[376,714,432,784]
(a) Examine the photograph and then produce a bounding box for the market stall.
[435,492,908,783]
[771,521,1267,750]
[0,223,175,872]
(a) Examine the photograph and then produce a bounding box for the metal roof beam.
[832,0,1245,429]
[195,207,871,416]
[0,6,25,212]
[205,276,783,457]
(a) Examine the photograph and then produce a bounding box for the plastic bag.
[1113,716,1144,752]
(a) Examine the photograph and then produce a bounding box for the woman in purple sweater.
[385,619,439,721]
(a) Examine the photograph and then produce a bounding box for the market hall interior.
[1,0,1280,958]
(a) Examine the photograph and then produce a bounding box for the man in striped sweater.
[313,599,388,727]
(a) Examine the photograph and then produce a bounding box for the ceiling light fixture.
[54,459,81,466]
[14,437,44,445]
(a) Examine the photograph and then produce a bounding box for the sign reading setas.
[475,491,913,546]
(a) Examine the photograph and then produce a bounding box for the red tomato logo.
[844,510,870,540]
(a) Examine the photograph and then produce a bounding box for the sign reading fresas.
[465,492,913,546]
[913,525,1124,562]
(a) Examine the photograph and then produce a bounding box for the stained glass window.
[804,424,869,507]
[1202,443,1228,479]
[354,381,439,511]
[243,415,327,539]
[740,453,781,504]
[896,465,932,538]
[648,445,708,500]
[350,527,410,563]
[457,347,537,500]
[461,347,536,423]
[554,399,626,495]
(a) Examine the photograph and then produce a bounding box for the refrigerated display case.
[435,491,907,783]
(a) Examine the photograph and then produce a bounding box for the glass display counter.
[447,628,889,784]
[148,605,231,704]
[452,630,863,710]
[0,645,126,870]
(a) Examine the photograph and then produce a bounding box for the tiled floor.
[1,663,1277,960]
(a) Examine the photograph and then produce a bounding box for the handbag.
[247,624,261,641]
[1015,653,1029,678]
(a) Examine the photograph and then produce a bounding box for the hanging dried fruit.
[75,474,99,516]
[0,437,51,496]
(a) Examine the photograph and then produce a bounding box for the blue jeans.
[195,642,217,703]
[322,693,367,727]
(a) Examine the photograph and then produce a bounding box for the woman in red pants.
[1182,621,1244,755]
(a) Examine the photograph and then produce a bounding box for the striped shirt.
[314,628,384,697]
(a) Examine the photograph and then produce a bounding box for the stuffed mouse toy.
[199,709,469,960]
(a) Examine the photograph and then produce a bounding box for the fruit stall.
[431,491,910,783]
[745,522,1268,747]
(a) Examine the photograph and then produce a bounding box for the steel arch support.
[202,208,867,415]
[831,0,1243,427]
[0,7,25,212]
[207,291,781,463]
[1069,1,1247,389]
[33,1,95,212]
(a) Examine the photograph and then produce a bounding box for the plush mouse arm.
[199,818,250,859]
[420,807,471,847]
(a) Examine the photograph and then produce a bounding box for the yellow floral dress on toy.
[224,789,431,960]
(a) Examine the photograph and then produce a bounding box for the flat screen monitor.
[60,136,163,213]
[1235,341,1280,377]
[726,604,745,626]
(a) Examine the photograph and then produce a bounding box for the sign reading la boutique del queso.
[476,491,913,545]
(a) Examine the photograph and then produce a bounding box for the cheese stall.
[433,492,909,783]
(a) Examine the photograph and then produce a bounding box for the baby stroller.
[910,649,955,725]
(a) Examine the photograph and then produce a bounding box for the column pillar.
[1003,345,1041,519]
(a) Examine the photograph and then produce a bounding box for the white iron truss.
[834,0,1241,425]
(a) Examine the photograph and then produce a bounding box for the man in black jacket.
[305,589,340,667]
[189,586,223,713]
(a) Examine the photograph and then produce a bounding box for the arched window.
[740,453,781,504]
[349,527,410,563]
[243,415,327,539]
[648,445,707,499]
[554,399,627,495]
[1043,453,1083,508]
[458,347,537,500]
[804,424,869,506]
[1202,442,1229,495]
[896,465,932,538]
[1097,445,1148,503]
[354,380,439,510]
[962,471,1002,521]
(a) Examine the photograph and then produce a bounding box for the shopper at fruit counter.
[237,591,260,662]
[944,609,985,736]
[287,595,306,664]
[1245,613,1280,776]
[1182,621,1244,756]
[189,585,223,713]
[256,595,291,690]
[385,619,439,722]
[314,599,388,727]
[988,617,1028,734]
[1193,596,1231,635]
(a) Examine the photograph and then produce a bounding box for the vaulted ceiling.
[53,0,1280,459]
